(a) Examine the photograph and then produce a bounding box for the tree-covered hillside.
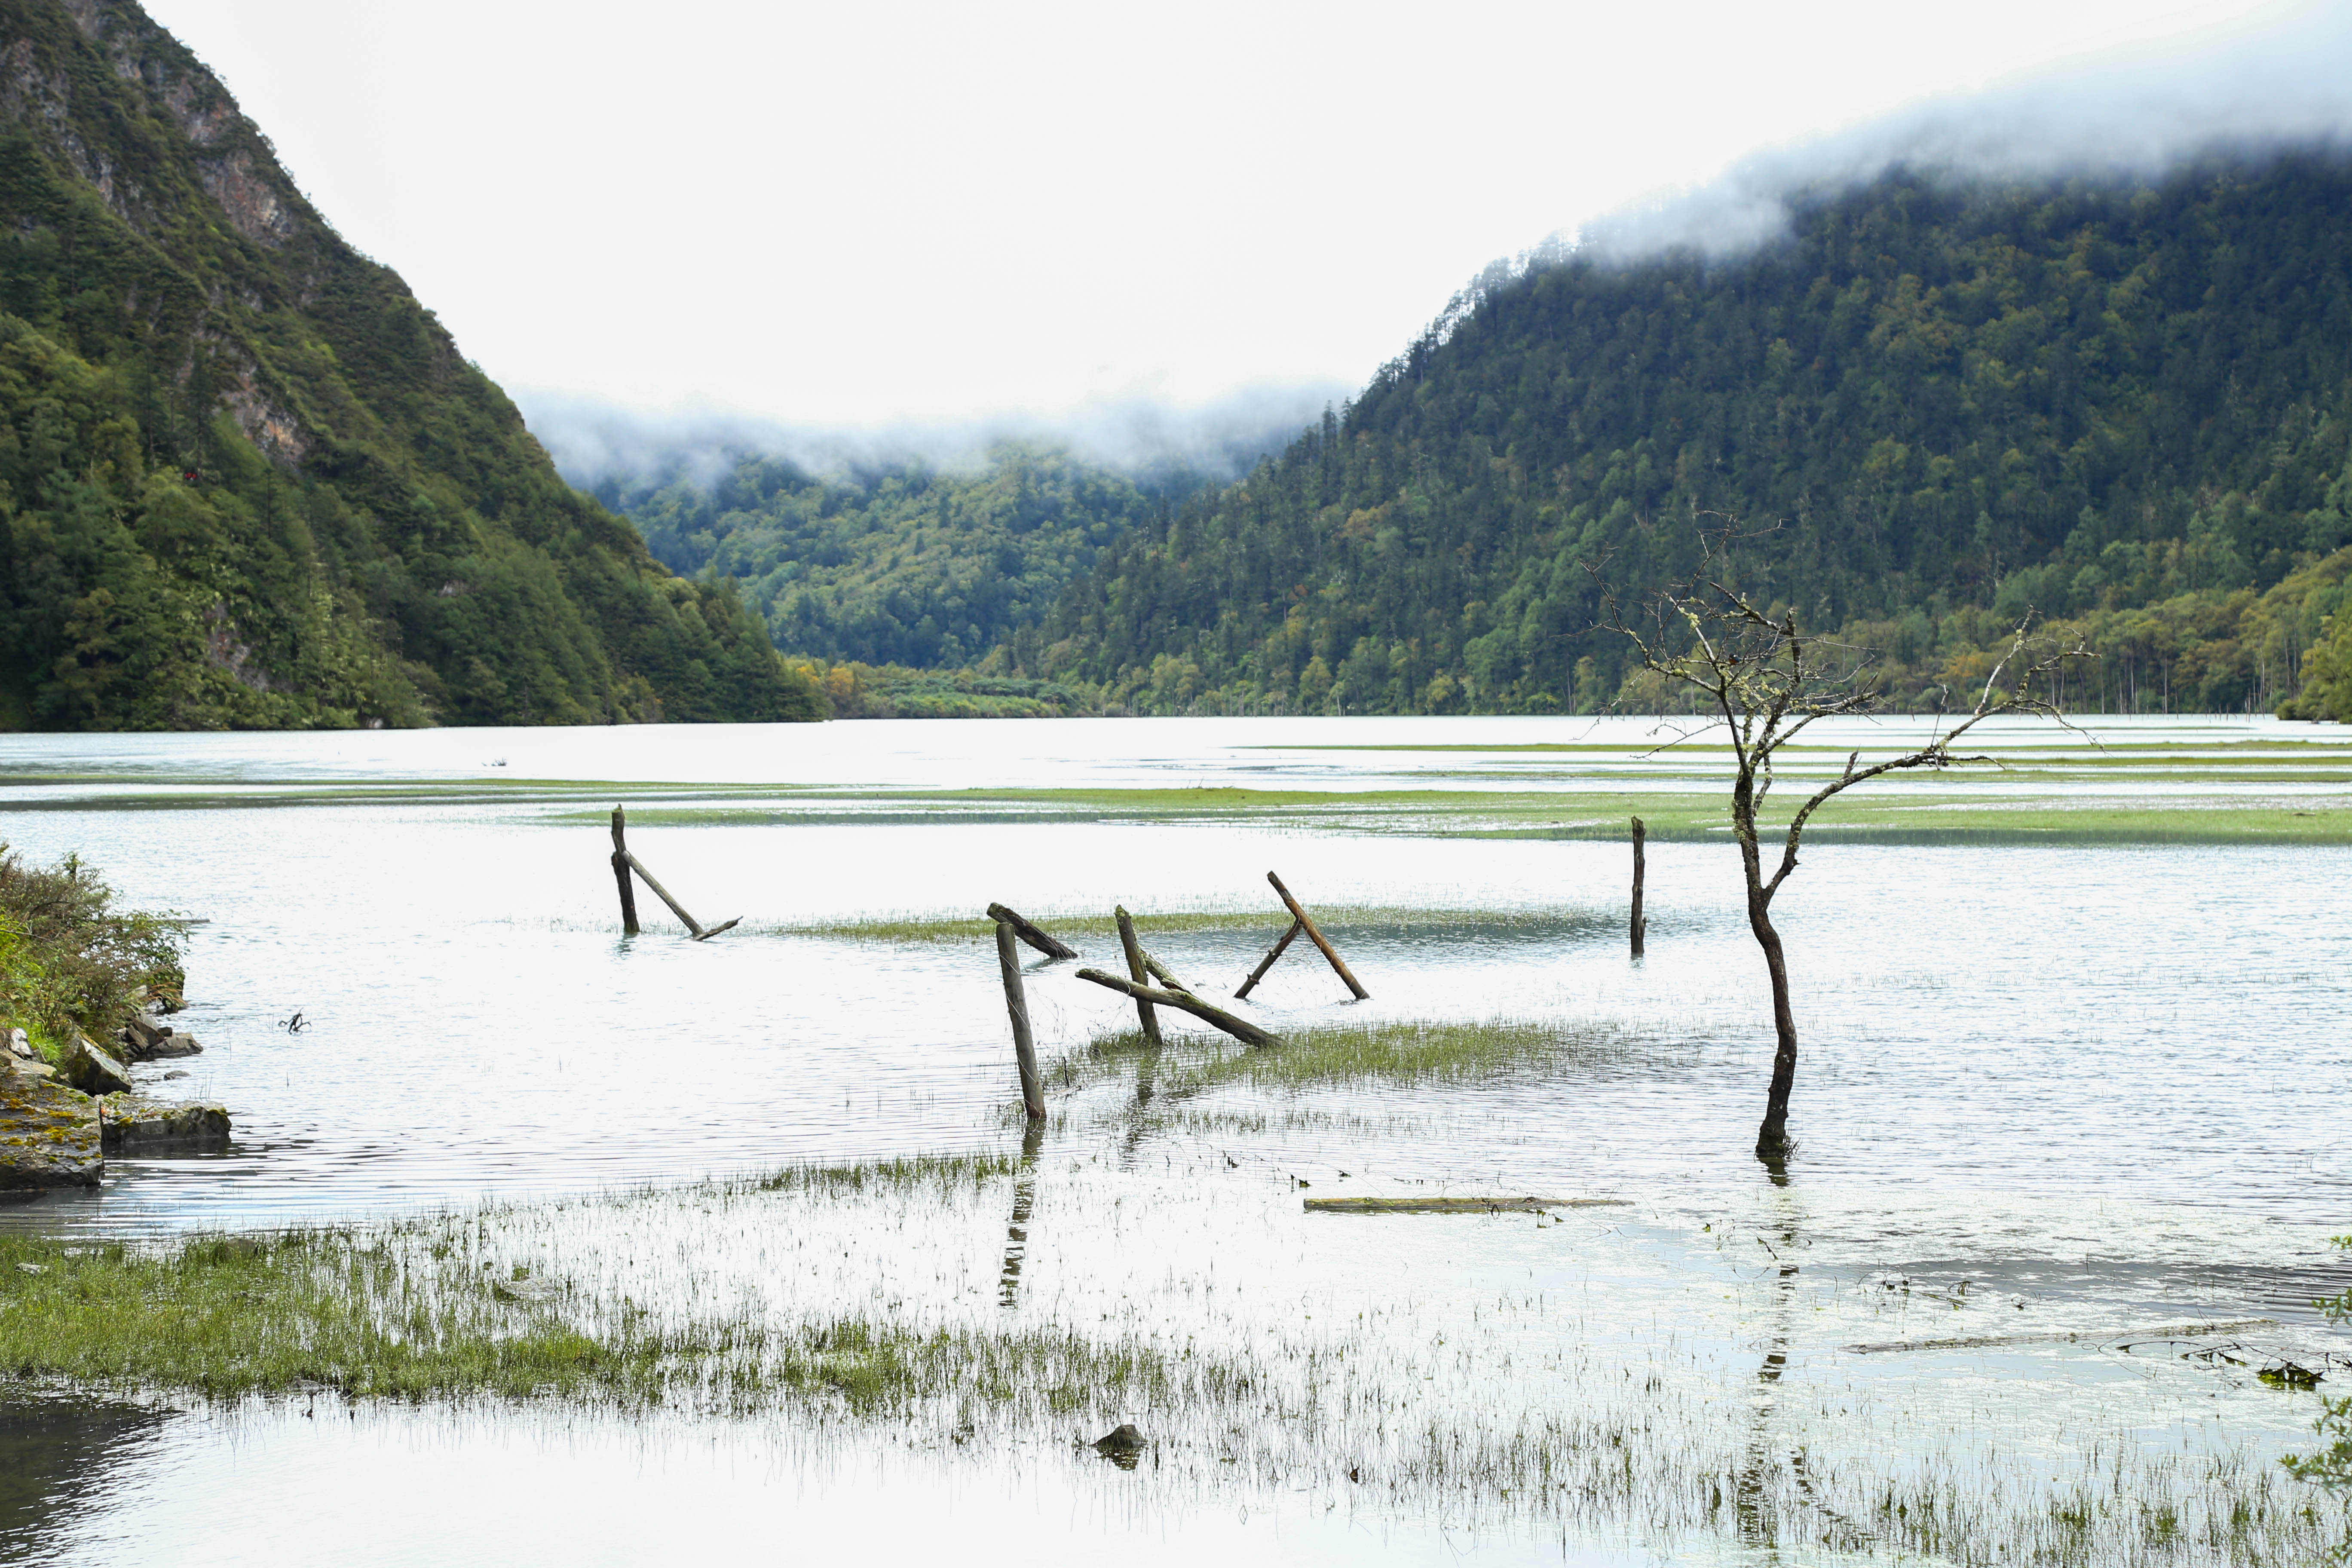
[603,443,1173,671]
[0,0,821,729]
[1011,153,2352,719]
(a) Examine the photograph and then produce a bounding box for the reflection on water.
[0,717,2343,1563]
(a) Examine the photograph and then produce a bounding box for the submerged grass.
[1050,1018,1641,1097]
[766,906,1599,944]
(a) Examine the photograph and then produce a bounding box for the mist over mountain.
[1001,147,2352,720]
[0,0,821,729]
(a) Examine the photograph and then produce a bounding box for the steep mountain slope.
[1017,153,2352,717]
[0,0,821,729]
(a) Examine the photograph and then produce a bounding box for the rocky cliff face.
[0,0,822,729]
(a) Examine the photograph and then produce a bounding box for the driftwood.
[1266,872,1368,999]
[621,852,739,941]
[1075,969,1280,1047]
[1113,907,1161,1047]
[1842,1318,2276,1355]
[1305,1196,1629,1214]
[1629,816,1647,957]
[1235,919,1302,999]
[986,903,1076,960]
[610,807,640,935]
[995,923,1047,1119]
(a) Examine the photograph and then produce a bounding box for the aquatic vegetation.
[768,906,1602,944]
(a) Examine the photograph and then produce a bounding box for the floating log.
[1305,1196,1629,1214]
[995,923,1047,1119]
[622,852,738,941]
[1842,1318,2276,1355]
[1113,907,1161,1047]
[1266,872,1368,999]
[1235,919,1303,999]
[610,807,640,936]
[1630,815,1647,957]
[1075,969,1280,1047]
[986,903,1076,960]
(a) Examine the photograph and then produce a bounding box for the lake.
[0,714,2345,1564]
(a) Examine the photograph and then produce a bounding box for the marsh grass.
[0,1149,2338,1565]
[765,906,1604,944]
[1045,1018,1642,1099]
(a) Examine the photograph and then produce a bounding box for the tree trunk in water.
[1750,903,1798,1160]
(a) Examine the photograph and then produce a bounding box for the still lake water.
[0,714,2346,1565]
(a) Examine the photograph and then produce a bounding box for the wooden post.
[610,807,640,935]
[996,922,1047,1119]
[986,903,1077,960]
[1235,919,1302,999]
[1630,816,1648,957]
[1075,968,1282,1047]
[1141,951,1191,994]
[1114,906,1161,1047]
[1266,872,1368,999]
[621,852,739,941]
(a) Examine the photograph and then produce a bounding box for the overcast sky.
[141,0,2346,444]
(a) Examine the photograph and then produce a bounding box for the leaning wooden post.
[986,903,1077,960]
[1630,815,1647,957]
[610,807,640,936]
[995,922,1047,1120]
[1266,872,1369,999]
[1075,969,1282,1047]
[1235,919,1302,999]
[1113,906,1162,1047]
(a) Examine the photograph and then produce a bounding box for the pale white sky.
[141,0,2340,440]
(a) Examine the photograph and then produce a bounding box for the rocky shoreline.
[0,1005,232,1191]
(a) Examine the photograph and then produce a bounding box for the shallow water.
[0,716,2346,1563]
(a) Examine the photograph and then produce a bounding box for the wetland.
[0,713,2346,1565]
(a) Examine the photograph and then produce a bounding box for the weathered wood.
[610,807,640,936]
[1234,919,1302,999]
[996,922,1047,1119]
[1842,1318,2275,1356]
[1113,906,1161,1047]
[622,851,729,940]
[1074,969,1280,1047]
[1141,951,1191,994]
[1629,815,1647,957]
[1265,872,1368,999]
[692,918,742,943]
[1305,1196,1630,1214]
[986,903,1077,960]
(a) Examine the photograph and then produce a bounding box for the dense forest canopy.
[988,153,2352,720]
[0,0,821,729]
[600,443,1182,672]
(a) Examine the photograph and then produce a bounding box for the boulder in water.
[0,1075,101,1188]
[101,1097,230,1152]
[62,1035,132,1095]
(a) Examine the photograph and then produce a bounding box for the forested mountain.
[1007,153,2352,720]
[0,0,821,729]
[600,443,1173,671]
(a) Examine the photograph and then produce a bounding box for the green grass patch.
[769,906,1601,944]
[1057,1019,1640,1096]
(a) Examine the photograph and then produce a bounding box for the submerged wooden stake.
[1235,919,1303,999]
[610,807,640,936]
[986,903,1077,960]
[1266,872,1368,999]
[1629,815,1647,958]
[1141,950,1191,995]
[996,922,1047,1119]
[1075,968,1281,1047]
[621,852,740,942]
[1113,906,1161,1047]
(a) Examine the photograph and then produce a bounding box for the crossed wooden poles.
[609,807,740,941]
[989,872,1366,1121]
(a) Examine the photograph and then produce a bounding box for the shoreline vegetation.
[0,1146,2337,1565]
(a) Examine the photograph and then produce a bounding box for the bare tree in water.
[1596,527,2088,1164]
